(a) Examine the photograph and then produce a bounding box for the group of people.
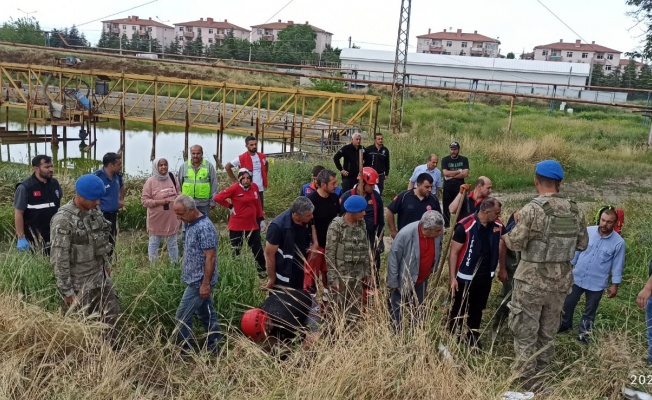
[9,133,645,393]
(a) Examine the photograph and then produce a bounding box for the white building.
[416,28,501,57]
[102,16,174,50]
[533,40,621,73]
[250,20,332,54]
[339,48,627,103]
[173,18,250,48]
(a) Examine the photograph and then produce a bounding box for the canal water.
[1,120,283,176]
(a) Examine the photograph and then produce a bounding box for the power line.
[75,0,159,27]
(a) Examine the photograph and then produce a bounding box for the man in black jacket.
[14,155,62,255]
[364,133,390,194]
[333,132,364,192]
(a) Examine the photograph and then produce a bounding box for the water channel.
[1,119,284,176]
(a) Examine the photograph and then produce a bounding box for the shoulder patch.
[56,228,71,235]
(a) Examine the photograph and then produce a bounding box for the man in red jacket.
[225,136,269,209]
[215,168,265,273]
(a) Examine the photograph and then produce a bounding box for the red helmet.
[362,167,379,185]
[241,308,268,342]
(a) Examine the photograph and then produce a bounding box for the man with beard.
[226,136,269,208]
[14,155,62,255]
[441,142,469,227]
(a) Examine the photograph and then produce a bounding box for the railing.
[214,33,226,40]
[549,55,562,61]
[183,31,194,38]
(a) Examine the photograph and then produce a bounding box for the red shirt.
[416,226,436,285]
[214,182,264,231]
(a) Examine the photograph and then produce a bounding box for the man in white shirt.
[408,154,442,199]
[225,136,269,208]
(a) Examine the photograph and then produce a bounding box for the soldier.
[325,195,372,323]
[50,174,120,338]
[502,160,588,392]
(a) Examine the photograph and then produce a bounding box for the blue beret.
[75,174,106,201]
[535,160,564,181]
[344,195,367,213]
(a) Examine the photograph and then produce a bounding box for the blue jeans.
[148,234,179,263]
[647,296,652,364]
[175,285,222,353]
[390,280,427,331]
[560,284,604,337]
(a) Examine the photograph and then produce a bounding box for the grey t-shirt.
[13,184,28,210]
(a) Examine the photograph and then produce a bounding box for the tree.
[639,63,652,89]
[273,24,316,64]
[506,52,515,59]
[621,59,639,88]
[183,32,204,56]
[589,64,606,86]
[626,0,652,59]
[165,36,182,55]
[0,17,45,45]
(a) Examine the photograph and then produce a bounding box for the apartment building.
[416,28,501,57]
[102,16,174,49]
[173,18,250,47]
[533,40,621,72]
[250,20,333,54]
[619,58,646,75]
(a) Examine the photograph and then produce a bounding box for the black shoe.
[578,334,589,344]
[557,325,571,334]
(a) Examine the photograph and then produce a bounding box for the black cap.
[449,141,460,149]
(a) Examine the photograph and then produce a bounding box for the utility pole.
[389,0,412,134]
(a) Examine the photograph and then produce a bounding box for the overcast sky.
[1,0,644,57]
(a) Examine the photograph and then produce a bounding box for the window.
[256,29,262,34]
[122,25,127,30]
[596,53,604,59]
[461,42,467,48]
[147,27,152,32]
[208,29,213,34]
[566,51,573,57]
[446,41,452,47]
[542,50,548,56]
[208,38,213,43]
[607,54,614,60]
[106,23,111,29]
[179,27,184,32]
[186,27,192,32]
[582,52,588,58]
[605,65,612,71]
[132,26,136,31]
[197,28,202,33]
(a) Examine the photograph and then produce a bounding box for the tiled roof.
[173,18,250,32]
[251,20,332,35]
[619,58,645,66]
[417,30,499,44]
[102,16,172,29]
[533,41,620,54]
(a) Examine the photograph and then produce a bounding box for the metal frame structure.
[0,62,379,141]
[389,0,412,134]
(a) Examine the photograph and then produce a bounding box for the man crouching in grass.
[173,194,221,354]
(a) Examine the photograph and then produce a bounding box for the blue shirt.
[409,164,443,195]
[95,168,123,212]
[571,225,625,291]
[182,215,218,287]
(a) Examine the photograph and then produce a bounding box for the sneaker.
[578,334,589,344]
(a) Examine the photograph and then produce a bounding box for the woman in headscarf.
[214,168,266,273]
[141,158,180,262]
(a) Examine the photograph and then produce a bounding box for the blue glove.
[17,237,30,251]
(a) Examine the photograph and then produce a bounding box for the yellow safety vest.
[181,160,211,199]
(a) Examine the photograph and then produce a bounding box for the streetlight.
[17,8,37,19]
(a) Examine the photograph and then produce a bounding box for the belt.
[103,211,118,215]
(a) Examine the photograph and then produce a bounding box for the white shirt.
[231,154,264,191]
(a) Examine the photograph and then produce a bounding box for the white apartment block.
[416,28,501,57]
[533,40,621,73]
[250,20,333,54]
[173,18,250,48]
[102,16,175,50]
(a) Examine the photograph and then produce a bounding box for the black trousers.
[259,191,264,209]
[103,211,118,260]
[443,181,462,227]
[229,230,265,271]
[341,176,356,193]
[376,176,385,195]
[448,275,493,338]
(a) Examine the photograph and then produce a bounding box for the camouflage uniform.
[503,193,588,385]
[325,217,371,322]
[50,200,120,334]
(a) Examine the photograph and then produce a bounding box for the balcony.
[470,48,485,56]
[429,45,443,53]
[594,59,606,64]
[261,34,275,41]
[549,55,562,61]
[111,28,121,34]
[214,33,226,40]
[138,29,149,36]
[183,31,194,39]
